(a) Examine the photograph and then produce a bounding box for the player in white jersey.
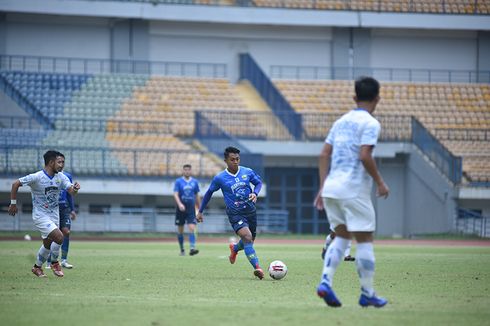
[8,150,80,278]
[314,77,389,308]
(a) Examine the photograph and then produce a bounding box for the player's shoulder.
[62,171,72,179]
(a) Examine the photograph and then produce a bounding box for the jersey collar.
[225,166,240,177]
[42,169,54,180]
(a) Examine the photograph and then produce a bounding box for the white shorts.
[33,215,59,239]
[323,196,376,232]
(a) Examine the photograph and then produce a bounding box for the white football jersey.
[19,170,72,220]
[322,108,380,199]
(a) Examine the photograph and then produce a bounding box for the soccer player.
[321,230,354,261]
[314,76,389,308]
[47,164,77,269]
[197,146,264,279]
[8,150,80,278]
[173,164,201,256]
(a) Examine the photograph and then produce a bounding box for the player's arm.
[249,171,262,203]
[8,179,22,216]
[360,145,389,198]
[196,189,214,222]
[66,190,77,220]
[173,192,186,212]
[315,143,333,210]
[194,193,201,213]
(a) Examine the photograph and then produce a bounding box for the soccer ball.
[268,260,287,280]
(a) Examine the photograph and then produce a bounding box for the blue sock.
[61,236,69,260]
[243,242,259,269]
[178,234,184,251]
[234,239,244,252]
[189,233,196,249]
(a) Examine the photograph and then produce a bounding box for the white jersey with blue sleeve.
[322,108,380,199]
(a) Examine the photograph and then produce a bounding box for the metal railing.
[240,53,303,139]
[270,65,490,83]
[434,128,490,141]
[0,55,228,78]
[0,207,289,234]
[456,208,490,238]
[412,117,462,184]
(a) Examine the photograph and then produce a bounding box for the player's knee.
[242,234,253,243]
[62,229,70,237]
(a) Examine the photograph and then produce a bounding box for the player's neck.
[43,166,55,177]
[183,176,191,181]
[227,167,239,174]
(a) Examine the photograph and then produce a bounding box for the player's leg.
[343,240,355,261]
[349,197,387,308]
[32,216,58,277]
[175,209,185,255]
[60,207,73,268]
[48,228,65,277]
[322,230,336,260]
[235,226,263,279]
[317,198,348,307]
[187,222,199,256]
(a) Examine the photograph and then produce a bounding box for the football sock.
[36,245,50,267]
[189,233,196,249]
[321,236,349,286]
[243,242,259,268]
[177,234,184,251]
[50,242,61,262]
[344,240,352,257]
[233,239,244,252]
[61,235,70,260]
[324,234,333,249]
[356,242,376,297]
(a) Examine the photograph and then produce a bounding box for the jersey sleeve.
[325,121,337,145]
[60,173,73,190]
[361,120,381,146]
[195,180,200,194]
[173,179,179,192]
[18,172,39,186]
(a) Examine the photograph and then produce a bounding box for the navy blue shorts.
[59,205,72,230]
[228,211,257,240]
[175,207,197,226]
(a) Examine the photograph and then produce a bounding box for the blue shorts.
[228,211,257,240]
[175,207,196,226]
[59,205,72,230]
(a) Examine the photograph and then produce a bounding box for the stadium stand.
[76,0,490,14]
[274,79,490,183]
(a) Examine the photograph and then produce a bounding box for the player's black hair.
[43,150,63,165]
[183,164,192,169]
[355,76,380,102]
[224,146,240,159]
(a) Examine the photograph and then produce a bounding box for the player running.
[8,150,80,278]
[197,146,264,279]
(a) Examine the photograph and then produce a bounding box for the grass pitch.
[0,240,489,326]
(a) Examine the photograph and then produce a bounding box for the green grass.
[0,240,489,325]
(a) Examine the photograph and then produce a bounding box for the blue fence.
[456,208,490,238]
[270,65,490,84]
[412,117,462,184]
[240,53,303,140]
[195,111,264,177]
[0,55,227,78]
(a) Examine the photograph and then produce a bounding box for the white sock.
[321,236,350,286]
[356,242,376,297]
[344,240,352,257]
[50,242,61,263]
[35,246,50,267]
[323,234,333,249]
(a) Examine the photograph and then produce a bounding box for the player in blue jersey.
[47,162,77,269]
[8,150,80,278]
[197,146,264,279]
[173,164,201,256]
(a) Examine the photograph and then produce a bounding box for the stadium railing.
[0,55,227,78]
[195,111,265,177]
[412,117,462,184]
[434,128,490,142]
[456,208,490,238]
[0,207,289,234]
[270,65,490,84]
[240,53,303,140]
[70,0,490,15]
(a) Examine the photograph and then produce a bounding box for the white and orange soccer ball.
[268,260,287,280]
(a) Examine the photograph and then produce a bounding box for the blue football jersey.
[174,177,200,206]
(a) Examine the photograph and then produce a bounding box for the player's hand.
[314,191,324,210]
[248,192,257,203]
[377,181,389,199]
[178,203,185,212]
[73,182,81,193]
[196,212,203,223]
[70,211,77,220]
[8,204,18,216]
